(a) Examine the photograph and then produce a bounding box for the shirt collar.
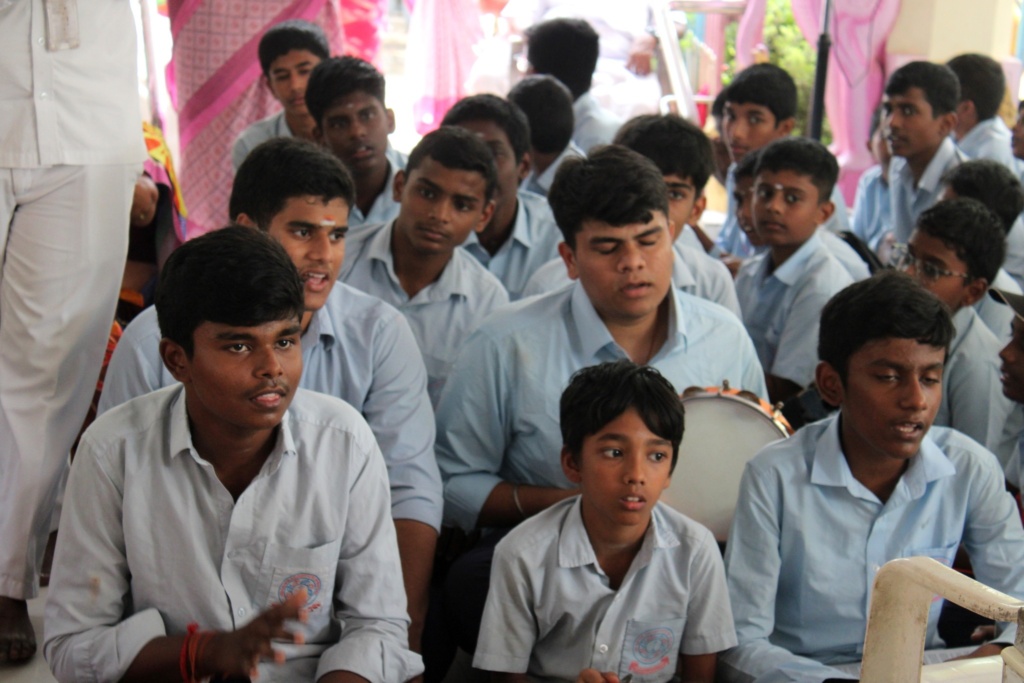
[464,194,532,252]
[370,220,473,300]
[557,497,678,569]
[810,413,956,500]
[571,281,686,360]
[763,233,824,286]
[958,117,1008,150]
[303,299,337,350]
[169,385,298,463]
[531,143,584,193]
[904,136,959,194]
[671,251,696,289]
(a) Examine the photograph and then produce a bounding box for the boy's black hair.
[229,137,355,227]
[711,89,727,121]
[257,20,330,76]
[915,197,1006,284]
[614,114,715,194]
[941,159,1024,234]
[733,149,760,181]
[305,56,386,125]
[405,126,498,202]
[725,64,798,124]
[156,226,304,357]
[524,18,599,100]
[754,137,838,201]
[507,75,574,156]
[818,271,955,382]
[946,53,1006,122]
[548,145,668,247]
[560,360,685,473]
[441,94,531,163]
[884,61,960,116]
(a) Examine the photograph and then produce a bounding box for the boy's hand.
[575,669,622,683]
[202,590,309,678]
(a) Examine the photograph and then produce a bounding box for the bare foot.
[0,596,36,663]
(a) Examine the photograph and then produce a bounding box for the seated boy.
[99,138,441,654]
[721,270,1024,683]
[45,227,422,682]
[521,115,741,317]
[946,53,1018,171]
[435,147,765,658]
[1014,99,1024,162]
[990,287,1024,488]
[734,137,854,404]
[851,104,892,252]
[731,152,767,254]
[441,94,561,300]
[524,18,623,153]
[339,126,509,405]
[306,56,406,231]
[474,360,736,683]
[508,74,584,197]
[895,198,1021,467]
[231,20,330,169]
[884,60,966,244]
[713,65,858,276]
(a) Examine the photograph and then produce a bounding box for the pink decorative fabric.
[406,0,482,134]
[735,0,767,70]
[167,0,346,238]
[790,0,901,203]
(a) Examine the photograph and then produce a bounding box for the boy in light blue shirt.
[885,61,966,244]
[475,361,735,683]
[442,94,562,300]
[306,56,406,231]
[721,271,1024,683]
[339,127,509,405]
[851,105,892,252]
[231,20,329,169]
[946,53,1018,171]
[99,138,441,654]
[508,75,585,198]
[734,137,854,403]
[894,198,1021,468]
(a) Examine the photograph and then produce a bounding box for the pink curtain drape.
[734,0,901,204]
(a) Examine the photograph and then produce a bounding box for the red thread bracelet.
[179,622,198,683]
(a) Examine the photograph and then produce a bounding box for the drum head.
[660,393,787,541]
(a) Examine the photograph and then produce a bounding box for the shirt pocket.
[258,540,341,641]
[903,541,959,567]
[618,617,685,683]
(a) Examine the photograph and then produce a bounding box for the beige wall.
[888,0,1016,63]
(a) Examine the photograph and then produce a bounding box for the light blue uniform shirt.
[522,142,585,197]
[521,245,741,317]
[340,220,510,406]
[572,92,623,153]
[889,136,966,243]
[850,164,890,251]
[45,386,423,683]
[720,415,1024,683]
[474,497,736,681]
[735,234,854,387]
[956,116,1018,171]
[97,285,443,530]
[461,190,561,300]
[1004,217,1024,290]
[714,164,852,259]
[936,306,1023,467]
[436,282,767,531]
[348,146,407,233]
[231,110,291,169]
[976,267,1023,344]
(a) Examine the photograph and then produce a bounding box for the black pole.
[808,0,833,141]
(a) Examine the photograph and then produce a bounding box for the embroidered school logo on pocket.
[628,626,673,675]
[278,572,322,610]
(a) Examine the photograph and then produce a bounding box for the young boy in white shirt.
[45,227,422,682]
[475,360,735,683]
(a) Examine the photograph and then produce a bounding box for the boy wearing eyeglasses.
[734,137,856,404]
[896,197,1021,467]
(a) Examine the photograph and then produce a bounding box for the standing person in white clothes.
[0,0,145,662]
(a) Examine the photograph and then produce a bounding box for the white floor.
[0,588,56,683]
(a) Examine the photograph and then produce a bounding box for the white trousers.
[0,163,136,600]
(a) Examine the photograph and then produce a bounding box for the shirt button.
[598,644,608,654]
[237,607,246,617]
[39,92,48,99]
[37,37,44,45]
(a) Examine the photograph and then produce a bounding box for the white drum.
[660,391,789,541]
